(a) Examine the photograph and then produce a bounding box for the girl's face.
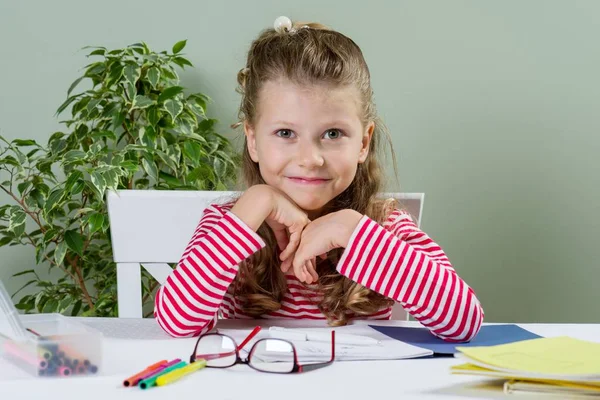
[245,79,374,218]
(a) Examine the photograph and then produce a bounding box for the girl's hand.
[291,209,363,284]
[229,184,316,283]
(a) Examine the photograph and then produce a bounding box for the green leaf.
[26,148,41,159]
[0,236,13,247]
[172,56,193,69]
[63,150,87,163]
[17,181,32,195]
[87,213,105,234]
[213,157,227,179]
[119,160,138,172]
[107,63,124,87]
[147,67,160,89]
[147,106,159,126]
[43,229,58,243]
[134,178,149,189]
[9,209,27,228]
[125,82,136,100]
[112,111,126,130]
[11,280,36,298]
[44,299,59,313]
[186,165,209,183]
[86,98,101,113]
[12,139,37,147]
[141,158,158,182]
[71,300,82,316]
[183,141,202,162]
[159,171,179,186]
[67,76,85,96]
[56,94,82,115]
[155,150,176,171]
[124,64,141,85]
[132,95,154,109]
[65,170,83,191]
[103,169,119,190]
[172,39,187,54]
[88,48,105,56]
[44,188,64,214]
[91,130,117,141]
[11,269,35,278]
[54,241,67,266]
[64,230,84,256]
[84,61,105,77]
[90,171,106,198]
[13,223,25,238]
[164,98,183,120]
[158,86,184,103]
[71,181,84,195]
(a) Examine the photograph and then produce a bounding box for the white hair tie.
[274,16,309,34]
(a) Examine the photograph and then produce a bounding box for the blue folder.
[369,324,541,355]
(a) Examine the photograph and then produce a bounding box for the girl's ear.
[244,120,259,162]
[358,121,375,163]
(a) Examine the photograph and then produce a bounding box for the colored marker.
[156,360,207,387]
[58,366,72,377]
[134,359,182,387]
[139,361,186,390]
[123,359,168,387]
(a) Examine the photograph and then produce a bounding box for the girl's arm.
[154,201,267,338]
[336,209,484,342]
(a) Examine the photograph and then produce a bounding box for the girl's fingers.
[280,257,292,273]
[308,258,318,281]
[302,264,310,283]
[273,228,289,252]
[280,229,301,261]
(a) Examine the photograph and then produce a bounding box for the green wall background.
[1,1,598,322]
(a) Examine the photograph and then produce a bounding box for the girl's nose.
[297,141,324,168]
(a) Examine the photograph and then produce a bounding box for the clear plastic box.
[0,281,103,378]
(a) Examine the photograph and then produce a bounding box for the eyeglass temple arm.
[297,331,335,373]
[237,326,262,350]
[191,326,262,363]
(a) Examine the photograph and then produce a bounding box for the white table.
[1,318,599,400]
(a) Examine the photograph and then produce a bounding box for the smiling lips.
[286,176,331,185]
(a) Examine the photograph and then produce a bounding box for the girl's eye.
[324,129,343,140]
[276,129,295,138]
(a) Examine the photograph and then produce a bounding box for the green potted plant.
[0,40,239,317]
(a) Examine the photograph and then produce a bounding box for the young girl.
[154,17,484,342]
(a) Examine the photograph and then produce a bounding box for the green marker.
[139,361,186,389]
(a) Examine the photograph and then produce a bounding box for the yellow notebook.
[451,336,600,393]
[504,380,600,397]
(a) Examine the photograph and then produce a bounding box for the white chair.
[106,190,424,320]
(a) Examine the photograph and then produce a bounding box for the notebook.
[369,324,541,355]
[452,336,600,393]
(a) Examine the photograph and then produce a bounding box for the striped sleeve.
[154,204,266,338]
[336,209,484,342]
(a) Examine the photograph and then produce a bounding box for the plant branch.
[66,254,94,310]
[0,185,46,233]
[22,232,79,285]
[142,280,159,305]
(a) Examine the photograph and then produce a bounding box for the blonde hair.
[232,20,398,326]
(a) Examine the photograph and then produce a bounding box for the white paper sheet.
[217,325,432,362]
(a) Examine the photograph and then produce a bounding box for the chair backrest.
[106,190,424,319]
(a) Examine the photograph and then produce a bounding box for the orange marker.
[123,360,168,387]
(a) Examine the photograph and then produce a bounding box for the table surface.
[1,317,599,400]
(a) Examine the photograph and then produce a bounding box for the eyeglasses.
[190,326,335,374]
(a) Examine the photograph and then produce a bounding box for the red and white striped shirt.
[154,203,484,342]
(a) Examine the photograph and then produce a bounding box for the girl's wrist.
[334,209,364,248]
[230,185,273,231]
